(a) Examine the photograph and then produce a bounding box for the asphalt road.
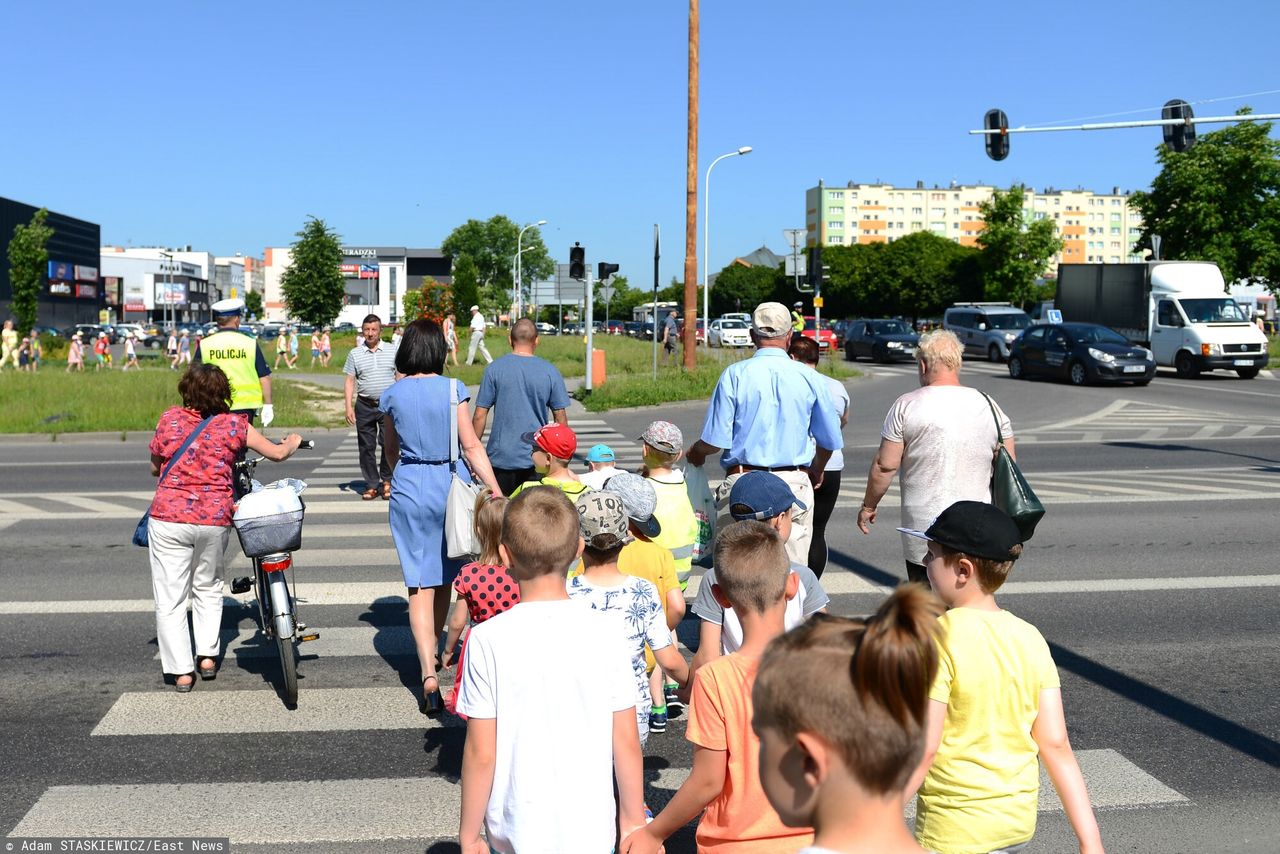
[2,357,1278,852]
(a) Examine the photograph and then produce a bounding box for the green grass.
[577,349,859,412]
[0,366,342,434]
[1269,333,1279,368]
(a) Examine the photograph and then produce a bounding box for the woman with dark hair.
[788,334,848,577]
[380,318,501,715]
[148,363,303,692]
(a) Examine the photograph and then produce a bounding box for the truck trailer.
[1054,262,1269,379]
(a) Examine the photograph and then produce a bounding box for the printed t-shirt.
[914,608,1060,854]
[685,653,814,853]
[648,471,698,586]
[509,476,591,503]
[691,563,829,654]
[456,599,635,854]
[453,562,520,623]
[567,574,670,741]
[147,407,248,526]
[473,353,571,470]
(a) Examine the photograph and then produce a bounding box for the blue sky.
[2,1,1277,288]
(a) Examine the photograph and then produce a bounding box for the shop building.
[262,245,451,324]
[99,248,212,325]
[0,196,103,326]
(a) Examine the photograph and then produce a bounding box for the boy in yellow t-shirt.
[509,424,590,504]
[902,501,1103,854]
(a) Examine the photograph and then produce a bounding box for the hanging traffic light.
[569,243,585,280]
[984,109,1010,161]
[1162,99,1196,152]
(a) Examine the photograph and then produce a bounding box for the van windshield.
[987,313,1031,331]
[1178,298,1248,323]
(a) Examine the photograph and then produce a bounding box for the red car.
[801,316,837,350]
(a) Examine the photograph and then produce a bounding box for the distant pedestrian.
[16,337,31,371]
[579,444,619,490]
[465,305,492,365]
[147,363,301,692]
[320,326,332,367]
[857,330,1015,584]
[787,335,849,577]
[443,311,460,367]
[0,320,16,369]
[288,326,299,369]
[177,330,191,366]
[93,333,111,371]
[471,318,570,496]
[123,332,140,371]
[28,332,42,372]
[379,318,501,717]
[273,326,290,370]
[310,328,322,367]
[391,325,403,347]
[343,314,399,500]
[791,301,805,334]
[660,311,679,366]
[67,333,84,372]
[167,329,179,369]
[685,302,843,566]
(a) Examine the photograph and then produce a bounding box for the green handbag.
[983,394,1045,540]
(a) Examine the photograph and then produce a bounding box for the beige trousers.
[148,518,230,676]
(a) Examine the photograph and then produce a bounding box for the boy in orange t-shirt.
[621,521,813,854]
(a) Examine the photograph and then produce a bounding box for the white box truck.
[1055,261,1270,379]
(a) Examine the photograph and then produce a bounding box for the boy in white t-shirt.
[457,486,646,854]
[579,443,620,490]
[689,472,829,676]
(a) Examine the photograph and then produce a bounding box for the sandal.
[361,487,379,500]
[381,481,392,500]
[197,656,218,680]
[175,673,195,693]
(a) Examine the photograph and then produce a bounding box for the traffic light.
[598,262,619,280]
[807,247,823,288]
[569,243,585,280]
[1162,99,1196,152]
[984,109,1009,161]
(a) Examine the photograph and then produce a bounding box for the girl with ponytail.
[751,584,944,854]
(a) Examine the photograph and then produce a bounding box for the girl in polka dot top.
[444,488,517,715]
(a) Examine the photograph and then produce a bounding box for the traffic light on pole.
[569,243,586,280]
[984,109,1009,161]
[598,262,619,280]
[807,247,823,288]
[1162,99,1196,152]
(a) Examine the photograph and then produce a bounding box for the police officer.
[193,298,274,426]
[791,301,805,334]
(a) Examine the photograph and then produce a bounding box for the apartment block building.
[805,180,1146,267]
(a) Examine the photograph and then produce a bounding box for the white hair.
[917,329,963,372]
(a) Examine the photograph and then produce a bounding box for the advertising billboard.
[48,260,74,280]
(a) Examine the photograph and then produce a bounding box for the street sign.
[785,255,808,278]
[813,296,824,308]
[598,286,615,302]
[784,228,807,250]
[1046,309,1063,324]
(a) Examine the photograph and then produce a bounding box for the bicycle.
[228,440,316,707]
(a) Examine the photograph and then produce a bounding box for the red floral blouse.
[148,407,248,526]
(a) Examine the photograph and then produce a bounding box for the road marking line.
[153,625,416,661]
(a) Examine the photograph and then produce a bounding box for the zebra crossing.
[4,432,1199,849]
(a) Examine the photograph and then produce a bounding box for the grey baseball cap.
[577,490,634,550]
[601,471,662,539]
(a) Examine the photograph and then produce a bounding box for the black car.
[843,318,920,363]
[1008,322,1156,386]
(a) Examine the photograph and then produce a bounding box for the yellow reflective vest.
[198,329,264,411]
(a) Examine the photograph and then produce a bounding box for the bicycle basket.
[233,502,305,558]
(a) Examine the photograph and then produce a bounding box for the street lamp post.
[159,251,174,331]
[515,219,547,319]
[703,147,751,346]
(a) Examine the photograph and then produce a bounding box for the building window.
[827,220,843,229]
[828,206,844,216]
[912,192,922,201]
[829,191,844,199]
[828,236,842,244]
[932,193,945,201]
[911,221,923,229]
[930,207,945,217]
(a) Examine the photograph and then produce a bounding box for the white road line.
[153,625,415,661]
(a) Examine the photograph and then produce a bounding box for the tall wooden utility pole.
[682,0,699,370]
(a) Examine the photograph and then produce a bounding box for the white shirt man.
[467,305,493,365]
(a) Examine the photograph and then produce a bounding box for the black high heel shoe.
[420,675,443,717]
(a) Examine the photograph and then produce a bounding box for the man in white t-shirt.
[857,329,1015,582]
[465,304,493,365]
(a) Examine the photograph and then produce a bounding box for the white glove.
[260,404,275,428]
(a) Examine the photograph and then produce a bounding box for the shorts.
[311,348,320,357]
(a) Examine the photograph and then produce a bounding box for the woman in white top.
[787,335,848,577]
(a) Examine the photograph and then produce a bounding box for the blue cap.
[586,444,615,463]
[728,471,807,521]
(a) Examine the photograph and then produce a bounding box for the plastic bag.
[685,464,717,567]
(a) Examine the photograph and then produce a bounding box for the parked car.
[831,318,856,348]
[677,318,705,345]
[31,325,62,338]
[721,312,751,325]
[800,316,836,350]
[535,322,557,336]
[1007,322,1155,386]
[605,320,625,335]
[623,321,643,338]
[843,319,920,363]
[708,317,751,348]
[332,322,357,333]
[64,324,103,341]
[943,303,1032,362]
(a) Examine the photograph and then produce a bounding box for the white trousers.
[466,331,492,365]
[715,468,815,567]
[148,518,230,675]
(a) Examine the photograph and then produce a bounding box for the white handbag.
[444,380,481,559]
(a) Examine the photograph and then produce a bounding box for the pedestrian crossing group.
[4,428,1198,849]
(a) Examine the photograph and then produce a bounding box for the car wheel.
[1236,367,1260,379]
[988,344,1002,363]
[1174,351,1200,378]
[1068,361,1089,386]
[1008,356,1025,379]
[845,345,857,362]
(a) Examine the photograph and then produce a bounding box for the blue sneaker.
[664,683,684,714]
[649,706,668,733]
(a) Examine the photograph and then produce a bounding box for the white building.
[99,250,209,325]
[262,245,451,324]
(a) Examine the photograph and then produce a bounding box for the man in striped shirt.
[344,314,399,500]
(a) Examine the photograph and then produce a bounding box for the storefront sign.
[75,265,99,281]
[340,263,361,276]
[359,264,379,279]
[48,281,73,296]
[342,247,379,258]
[156,282,187,305]
[76,284,98,299]
[48,260,74,280]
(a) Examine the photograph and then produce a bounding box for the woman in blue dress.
[380,318,501,715]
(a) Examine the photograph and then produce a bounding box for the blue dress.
[379,376,472,588]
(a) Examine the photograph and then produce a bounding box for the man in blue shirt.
[661,311,679,366]
[686,301,843,565]
[472,318,571,496]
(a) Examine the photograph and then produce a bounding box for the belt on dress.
[399,456,450,465]
[725,464,803,476]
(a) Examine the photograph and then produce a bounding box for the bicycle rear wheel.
[275,629,298,707]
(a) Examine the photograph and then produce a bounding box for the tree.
[884,232,981,318]
[977,186,1062,307]
[244,289,263,320]
[6,208,53,331]
[401,277,452,323]
[709,263,785,316]
[1130,109,1280,289]
[451,256,481,316]
[441,215,553,314]
[280,216,344,325]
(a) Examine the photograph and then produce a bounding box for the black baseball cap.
[898,501,1022,562]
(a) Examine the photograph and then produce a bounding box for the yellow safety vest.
[199,329,264,411]
[791,310,805,333]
